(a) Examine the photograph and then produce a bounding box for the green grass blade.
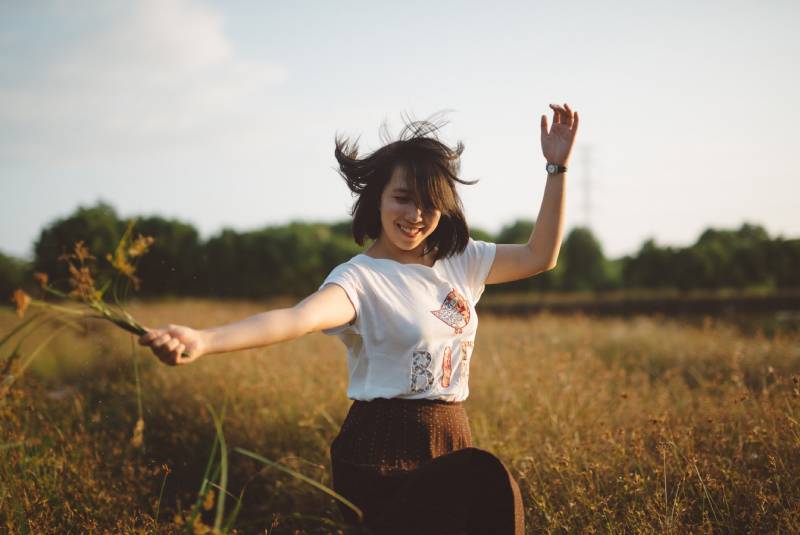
[234,447,364,523]
[206,401,229,532]
[42,285,69,299]
[221,486,246,532]
[207,479,246,531]
[188,462,221,528]
[200,439,220,496]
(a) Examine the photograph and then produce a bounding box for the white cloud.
[0,0,287,162]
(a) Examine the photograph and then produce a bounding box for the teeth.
[399,224,422,235]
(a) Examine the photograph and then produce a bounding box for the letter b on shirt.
[410,350,434,393]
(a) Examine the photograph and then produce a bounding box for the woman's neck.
[364,238,436,267]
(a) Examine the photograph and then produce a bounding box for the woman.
[139,104,579,534]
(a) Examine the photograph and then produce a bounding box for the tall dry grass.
[1,299,799,533]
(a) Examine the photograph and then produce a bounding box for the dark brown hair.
[334,114,477,261]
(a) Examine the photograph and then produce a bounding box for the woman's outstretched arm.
[138,284,356,366]
[485,102,579,285]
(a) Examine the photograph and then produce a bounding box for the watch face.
[546,164,556,173]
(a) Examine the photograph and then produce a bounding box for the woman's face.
[377,166,442,255]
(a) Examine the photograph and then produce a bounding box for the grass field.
[2,299,799,533]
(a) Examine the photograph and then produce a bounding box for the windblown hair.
[334,114,477,261]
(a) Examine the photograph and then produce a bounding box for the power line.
[580,145,593,229]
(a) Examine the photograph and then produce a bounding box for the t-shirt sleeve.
[317,262,362,336]
[460,237,497,304]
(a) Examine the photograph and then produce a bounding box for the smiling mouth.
[397,223,423,237]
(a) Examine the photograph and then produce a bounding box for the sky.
[1,0,798,261]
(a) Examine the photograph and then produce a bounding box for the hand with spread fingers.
[541,102,579,167]
[138,324,209,366]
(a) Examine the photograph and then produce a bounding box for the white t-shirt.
[318,238,497,402]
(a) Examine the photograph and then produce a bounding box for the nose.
[405,205,423,223]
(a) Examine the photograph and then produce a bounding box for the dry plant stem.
[39,283,147,335]
[130,337,145,454]
[1,323,70,395]
[132,338,144,419]
[154,469,169,529]
[1,314,85,394]
[663,446,669,530]
[1,314,47,365]
[0,312,46,351]
[30,300,101,319]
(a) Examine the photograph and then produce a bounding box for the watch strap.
[546,163,568,174]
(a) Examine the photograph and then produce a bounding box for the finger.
[540,114,548,137]
[165,338,180,352]
[155,349,172,366]
[175,344,188,363]
[138,329,158,345]
[554,104,567,124]
[152,333,171,348]
[159,348,178,366]
[572,111,579,133]
[549,104,561,125]
[549,103,561,124]
[564,103,574,128]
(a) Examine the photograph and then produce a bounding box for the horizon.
[0,197,788,264]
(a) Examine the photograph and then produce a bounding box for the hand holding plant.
[3,219,192,394]
[138,324,209,366]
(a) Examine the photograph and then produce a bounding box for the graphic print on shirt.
[431,287,470,334]
[459,340,474,386]
[440,346,452,388]
[410,350,435,393]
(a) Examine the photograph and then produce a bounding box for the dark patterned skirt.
[330,397,524,534]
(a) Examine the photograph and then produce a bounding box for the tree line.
[1,202,798,301]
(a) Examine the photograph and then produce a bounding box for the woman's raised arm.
[485,102,579,285]
[138,284,356,366]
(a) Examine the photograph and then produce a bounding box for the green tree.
[0,252,30,302]
[469,226,494,243]
[690,223,770,288]
[623,239,675,289]
[33,202,121,294]
[560,227,607,291]
[131,216,205,296]
[328,219,355,241]
[496,219,534,244]
[203,229,244,297]
[769,238,800,288]
[203,222,363,298]
[483,219,561,293]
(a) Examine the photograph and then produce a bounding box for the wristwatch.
[546,163,567,174]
